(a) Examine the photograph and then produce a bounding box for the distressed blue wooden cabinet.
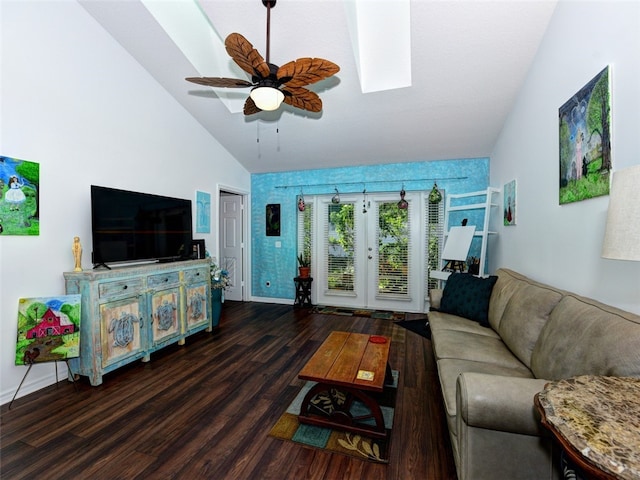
[64,259,211,386]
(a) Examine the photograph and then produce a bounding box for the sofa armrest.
[429,288,443,310]
[456,373,549,436]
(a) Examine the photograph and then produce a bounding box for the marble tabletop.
[536,375,640,480]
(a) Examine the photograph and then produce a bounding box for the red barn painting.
[26,307,75,338]
[16,295,81,365]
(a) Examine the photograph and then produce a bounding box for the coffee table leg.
[299,382,387,439]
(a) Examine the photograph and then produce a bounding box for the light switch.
[275,241,281,248]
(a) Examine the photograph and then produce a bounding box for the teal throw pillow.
[439,273,498,326]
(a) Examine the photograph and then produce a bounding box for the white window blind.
[324,202,355,292]
[425,191,445,293]
[375,200,410,297]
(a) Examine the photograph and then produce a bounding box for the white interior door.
[219,192,243,301]
[315,192,422,312]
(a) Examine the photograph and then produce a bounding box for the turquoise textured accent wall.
[251,158,489,300]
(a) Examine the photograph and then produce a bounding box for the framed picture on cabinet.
[191,239,206,259]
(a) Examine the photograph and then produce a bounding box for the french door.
[314,192,423,312]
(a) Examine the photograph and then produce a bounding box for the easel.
[9,359,78,410]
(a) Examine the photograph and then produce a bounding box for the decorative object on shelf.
[297,191,305,211]
[467,256,480,275]
[503,179,517,226]
[397,185,408,209]
[559,65,611,205]
[210,260,230,329]
[332,187,340,204]
[266,203,281,236]
[601,163,640,261]
[72,236,83,271]
[297,253,311,278]
[428,182,442,204]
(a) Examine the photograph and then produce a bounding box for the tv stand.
[64,259,212,386]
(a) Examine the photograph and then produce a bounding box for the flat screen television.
[91,185,193,267]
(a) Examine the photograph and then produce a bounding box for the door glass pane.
[376,202,409,296]
[326,203,355,292]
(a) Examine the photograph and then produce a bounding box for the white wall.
[0,1,250,404]
[490,0,640,314]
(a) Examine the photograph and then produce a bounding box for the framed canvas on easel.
[441,226,475,272]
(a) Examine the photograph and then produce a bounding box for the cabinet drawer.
[99,278,144,299]
[148,271,180,289]
[184,267,209,285]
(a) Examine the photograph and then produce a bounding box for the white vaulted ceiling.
[79,0,557,174]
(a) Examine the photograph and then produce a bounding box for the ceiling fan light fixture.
[250,86,284,111]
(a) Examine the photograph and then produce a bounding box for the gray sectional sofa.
[428,268,640,480]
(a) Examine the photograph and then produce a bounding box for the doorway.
[314,192,423,312]
[219,191,245,301]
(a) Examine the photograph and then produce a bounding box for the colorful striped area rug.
[312,305,406,321]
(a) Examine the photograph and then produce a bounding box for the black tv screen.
[91,185,193,266]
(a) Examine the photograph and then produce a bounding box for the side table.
[535,375,640,480]
[294,276,313,308]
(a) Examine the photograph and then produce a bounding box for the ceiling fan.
[185,0,340,115]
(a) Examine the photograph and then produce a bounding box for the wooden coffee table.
[297,331,393,439]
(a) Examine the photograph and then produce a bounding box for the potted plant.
[297,253,311,278]
[210,260,230,329]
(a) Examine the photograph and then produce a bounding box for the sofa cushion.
[439,273,498,326]
[531,294,640,380]
[429,311,501,339]
[497,284,563,369]
[432,329,532,374]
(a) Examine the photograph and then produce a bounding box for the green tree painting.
[558,66,611,204]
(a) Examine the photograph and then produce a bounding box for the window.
[425,190,445,293]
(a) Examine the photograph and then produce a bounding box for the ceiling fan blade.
[243,96,262,116]
[277,58,340,88]
[185,77,253,88]
[282,87,323,113]
[225,33,271,80]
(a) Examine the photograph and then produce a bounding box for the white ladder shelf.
[432,187,500,281]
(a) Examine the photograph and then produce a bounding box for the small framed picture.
[191,239,205,259]
[266,204,281,236]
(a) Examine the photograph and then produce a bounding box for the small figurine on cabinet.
[72,236,83,272]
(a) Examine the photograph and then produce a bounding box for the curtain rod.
[274,176,467,190]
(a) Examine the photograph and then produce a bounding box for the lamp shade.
[601,164,640,261]
[250,86,284,111]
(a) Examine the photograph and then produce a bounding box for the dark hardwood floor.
[1,302,457,480]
